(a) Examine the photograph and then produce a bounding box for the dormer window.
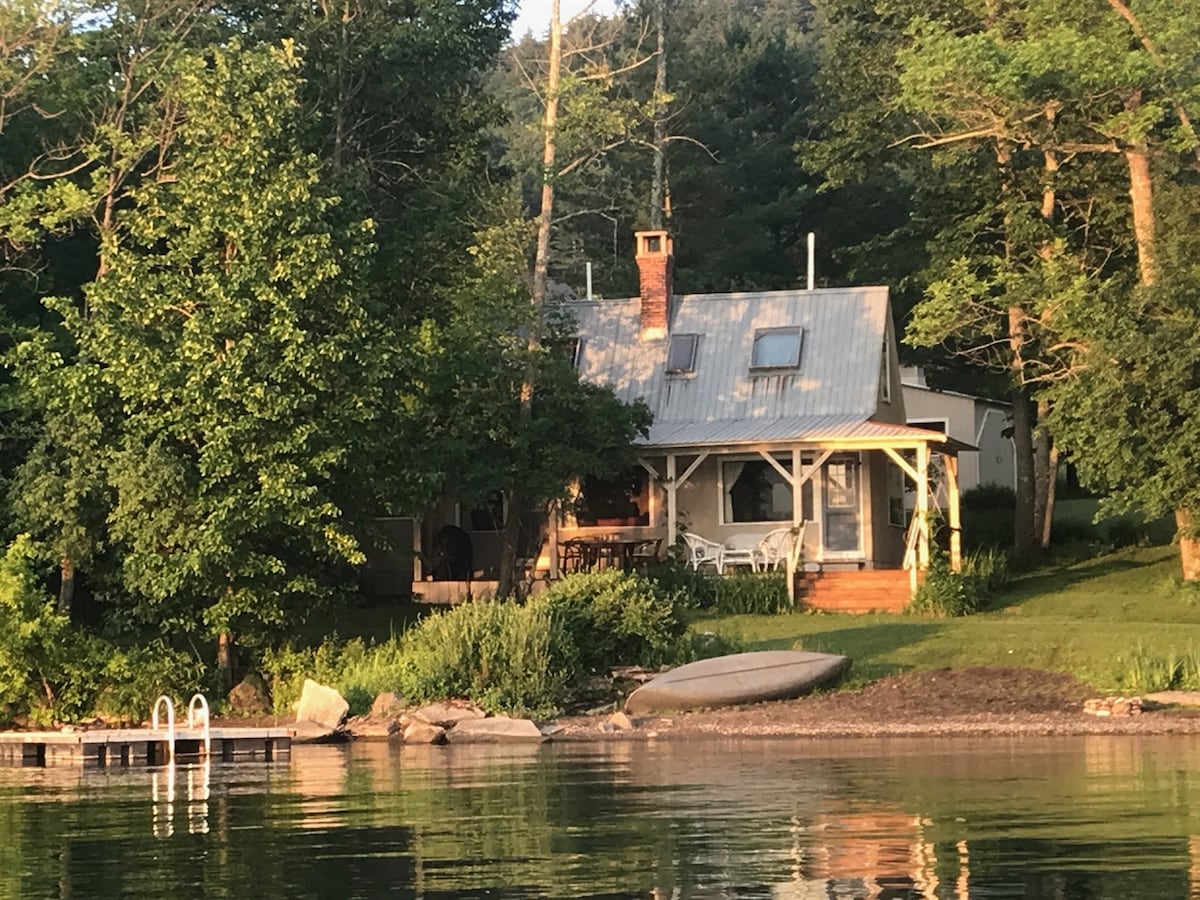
[666,333,699,374]
[750,327,803,371]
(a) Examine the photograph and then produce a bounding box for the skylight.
[750,328,803,370]
[666,333,699,373]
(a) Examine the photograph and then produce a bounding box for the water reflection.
[1,735,1200,897]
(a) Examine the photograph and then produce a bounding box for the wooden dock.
[0,726,294,769]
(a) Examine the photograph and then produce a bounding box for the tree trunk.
[57,556,75,615]
[500,0,564,598]
[1041,443,1059,550]
[649,0,667,229]
[1032,398,1059,548]
[1011,385,1038,562]
[1177,510,1200,582]
[1125,142,1157,286]
[216,632,236,697]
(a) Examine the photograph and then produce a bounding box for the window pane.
[751,329,802,369]
[723,459,814,523]
[574,468,650,526]
[666,334,698,373]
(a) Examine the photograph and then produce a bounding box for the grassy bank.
[693,543,1200,693]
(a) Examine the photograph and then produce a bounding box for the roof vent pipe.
[807,232,815,291]
[586,261,593,302]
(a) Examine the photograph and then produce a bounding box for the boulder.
[609,711,641,731]
[402,721,447,744]
[445,716,546,743]
[296,679,349,730]
[411,700,486,729]
[347,716,402,739]
[370,691,406,719]
[227,673,272,716]
[292,719,348,744]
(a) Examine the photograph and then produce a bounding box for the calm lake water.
[3,734,1200,898]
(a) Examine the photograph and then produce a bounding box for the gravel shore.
[549,667,1200,741]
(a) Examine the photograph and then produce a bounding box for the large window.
[573,468,650,527]
[750,328,803,370]
[722,457,814,523]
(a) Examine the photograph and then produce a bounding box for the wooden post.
[789,446,801,606]
[548,500,560,579]
[666,454,678,549]
[946,454,962,572]
[916,443,930,569]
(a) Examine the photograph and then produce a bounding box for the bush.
[907,553,984,617]
[961,545,1011,595]
[94,642,205,723]
[710,571,790,614]
[643,560,716,609]
[536,570,687,671]
[0,536,205,725]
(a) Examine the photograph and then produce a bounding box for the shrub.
[394,600,572,717]
[643,560,716,609]
[94,642,205,723]
[536,569,687,671]
[1117,643,1200,693]
[0,536,94,724]
[961,545,1011,595]
[907,553,984,617]
[710,571,790,615]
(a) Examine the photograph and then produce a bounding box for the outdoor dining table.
[562,537,650,572]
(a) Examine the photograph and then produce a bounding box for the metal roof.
[567,286,946,450]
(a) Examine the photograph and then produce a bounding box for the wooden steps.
[797,569,912,614]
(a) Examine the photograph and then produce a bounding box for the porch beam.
[759,449,795,486]
[675,451,709,487]
[882,446,921,483]
[798,449,832,486]
[636,457,660,480]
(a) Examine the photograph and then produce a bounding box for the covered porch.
[548,423,968,608]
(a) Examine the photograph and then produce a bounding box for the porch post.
[916,442,930,569]
[548,500,560,579]
[666,454,678,548]
[788,446,801,606]
[946,453,962,572]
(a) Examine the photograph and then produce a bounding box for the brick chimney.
[634,229,673,340]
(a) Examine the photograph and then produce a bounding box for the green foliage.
[907,552,984,618]
[0,536,202,724]
[93,643,204,723]
[536,569,687,671]
[710,571,791,615]
[961,483,1016,551]
[393,600,572,717]
[0,536,77,723]
[1118,643,1200,694]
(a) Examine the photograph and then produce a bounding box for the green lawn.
[691,543,1200,692]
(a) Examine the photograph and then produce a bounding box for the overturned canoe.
[624,650,851,715]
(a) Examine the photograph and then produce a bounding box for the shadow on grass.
[983,557,1154,612]
[739,621,943,684]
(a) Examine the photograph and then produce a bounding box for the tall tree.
[14,41,383,684]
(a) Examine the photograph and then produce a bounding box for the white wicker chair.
[682,532,725,573]
[758,523,805,571]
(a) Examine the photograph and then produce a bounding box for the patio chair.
[682,532,725,573]
[758,523,805,572]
